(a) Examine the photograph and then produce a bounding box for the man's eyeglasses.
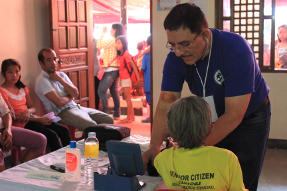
[166,30,202,52]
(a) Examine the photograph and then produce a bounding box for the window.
[215,0,287,73]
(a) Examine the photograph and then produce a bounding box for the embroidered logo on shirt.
[214,70,224,85]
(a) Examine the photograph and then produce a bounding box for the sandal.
[141,117,151,123]
[113,116,121,120]
[118,118,133,124]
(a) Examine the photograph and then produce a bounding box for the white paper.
[26,170,65,182]
[203,96,218,122]
[52,116,62,123]
[160,0,177,8]
[42,112,62,122]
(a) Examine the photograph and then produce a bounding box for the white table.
[0,135,162,190]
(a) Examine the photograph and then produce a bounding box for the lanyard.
[195,31,213,97]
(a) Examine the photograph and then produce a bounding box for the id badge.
[203,96,218,122]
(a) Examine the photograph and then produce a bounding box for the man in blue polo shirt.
[142,3,270,191]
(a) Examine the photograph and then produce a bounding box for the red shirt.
[119,51,133,79]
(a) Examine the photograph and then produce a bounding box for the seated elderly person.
[0,94,46,172]
[154,96,247,190]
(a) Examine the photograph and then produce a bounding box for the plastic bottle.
[84,132,99,183]
[65,141,81,182]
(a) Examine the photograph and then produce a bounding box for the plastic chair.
[37,98,76,141]
[59,123,76,140]
[11,146,23,167]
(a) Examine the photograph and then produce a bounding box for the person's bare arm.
[49,73,79,98]
[143,46,150,54]
[142,91,181,169]
[205,93,251,146]
[25,93,37,114]
[14,92,36,124]
[1,113,13,152]
[129,61,141,82]
[44,91,73,107]
[2,98,15,119]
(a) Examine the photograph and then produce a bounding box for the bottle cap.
[88,132,96,137]
[70,141,76,148]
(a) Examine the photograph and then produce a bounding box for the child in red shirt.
[115,35,141,123]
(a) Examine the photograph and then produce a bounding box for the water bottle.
[84,132,99,183]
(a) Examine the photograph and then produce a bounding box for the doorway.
[92,0,151,137]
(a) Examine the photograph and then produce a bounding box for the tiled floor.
[258,148,287,190]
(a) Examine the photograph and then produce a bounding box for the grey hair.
[166,96,212,149]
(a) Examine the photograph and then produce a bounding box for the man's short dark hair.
[164,3,208,34]
[146,35,151,46]
[38,47,54,64]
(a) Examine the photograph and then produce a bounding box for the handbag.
[97,66,105,80]
[97,56,118,80]
[83,124,131,151]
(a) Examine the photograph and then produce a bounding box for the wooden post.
[120,0,127,32]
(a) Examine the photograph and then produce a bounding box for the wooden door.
[49,0,95,108]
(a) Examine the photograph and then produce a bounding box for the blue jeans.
[215,101,271,191]
[98,70,120,117]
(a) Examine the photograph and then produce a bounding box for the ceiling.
[93,0,150,24]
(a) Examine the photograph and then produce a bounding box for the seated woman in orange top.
[0,59,71,151]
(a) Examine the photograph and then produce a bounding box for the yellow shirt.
[97,32,119,68]
[154,146,248,191]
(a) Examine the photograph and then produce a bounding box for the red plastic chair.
[11,146,23,167]
[60,123,76,141]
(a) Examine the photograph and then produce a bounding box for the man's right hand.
[142,146,161,171]
[49,72,63,82]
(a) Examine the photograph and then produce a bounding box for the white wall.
[0,0,50,115]
[262,73,287,139]
[151,1,287,140]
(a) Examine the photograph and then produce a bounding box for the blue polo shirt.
[161,28,269,118]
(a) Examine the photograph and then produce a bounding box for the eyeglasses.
[166,30,202,52]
